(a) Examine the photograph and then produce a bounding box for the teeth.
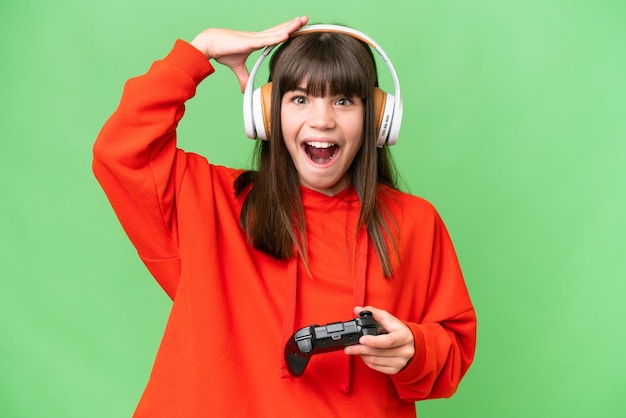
[305,141,335,149]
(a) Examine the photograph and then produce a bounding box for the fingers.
[345,335,414,357]
[346,306,415,375]
[234,16,308,90]
[356,352,413,375]
[259,16,309,43]
[353,305,406,336]
[237,16,309,52]
[191,16,308,60]
[355,305,413,351]
[345,341,414,375]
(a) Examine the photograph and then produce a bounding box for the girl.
[93,16,476,417]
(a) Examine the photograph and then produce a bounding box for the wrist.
[189,33,212,60]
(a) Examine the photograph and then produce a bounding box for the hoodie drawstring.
[340,229,368,393]
[279,256,299,378]
[279,232,369,394]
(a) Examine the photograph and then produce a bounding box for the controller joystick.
[284,310,380,377]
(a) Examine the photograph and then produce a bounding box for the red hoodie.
[93,39,476,417]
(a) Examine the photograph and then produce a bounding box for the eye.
[290,95,309,105]
[335,97,354,106]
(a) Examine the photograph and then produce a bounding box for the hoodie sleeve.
[92,40,215,298]
[391,211,477,401]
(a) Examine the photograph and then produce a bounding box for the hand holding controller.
[284,310,380,377]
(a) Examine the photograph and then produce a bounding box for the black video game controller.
[284,310,380,377]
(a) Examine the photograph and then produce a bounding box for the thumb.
[230,63,250,93]
[354,306,402,334]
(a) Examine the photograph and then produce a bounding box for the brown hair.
[235,30,399,277]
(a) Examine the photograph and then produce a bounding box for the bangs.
[270,32,377,99]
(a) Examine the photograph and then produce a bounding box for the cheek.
[280,114,298,156]
[280,108,296,138]
[347,114,365,145]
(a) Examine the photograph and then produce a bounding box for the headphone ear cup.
[251,83,272,141]
[251,82,273,141]
[259,82,273,140]
[373,87,395,147]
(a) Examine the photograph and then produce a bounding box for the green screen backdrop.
[2,1,625,416]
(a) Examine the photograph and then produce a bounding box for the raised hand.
[190,16,309,91]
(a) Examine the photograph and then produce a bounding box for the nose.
[307,99,336,130]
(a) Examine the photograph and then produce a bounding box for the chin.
[301,176,349,196]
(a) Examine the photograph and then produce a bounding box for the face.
[280,84,364,196]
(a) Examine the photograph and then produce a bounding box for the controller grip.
[284,337,311,377]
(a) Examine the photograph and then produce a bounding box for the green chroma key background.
[1,0,624,416]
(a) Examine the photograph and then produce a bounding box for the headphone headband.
[243,24,403,146]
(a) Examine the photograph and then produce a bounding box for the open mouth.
[303,141,339,165]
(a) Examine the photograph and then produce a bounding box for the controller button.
[327,323,344,333]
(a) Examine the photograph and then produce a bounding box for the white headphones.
[242,24,403,147]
